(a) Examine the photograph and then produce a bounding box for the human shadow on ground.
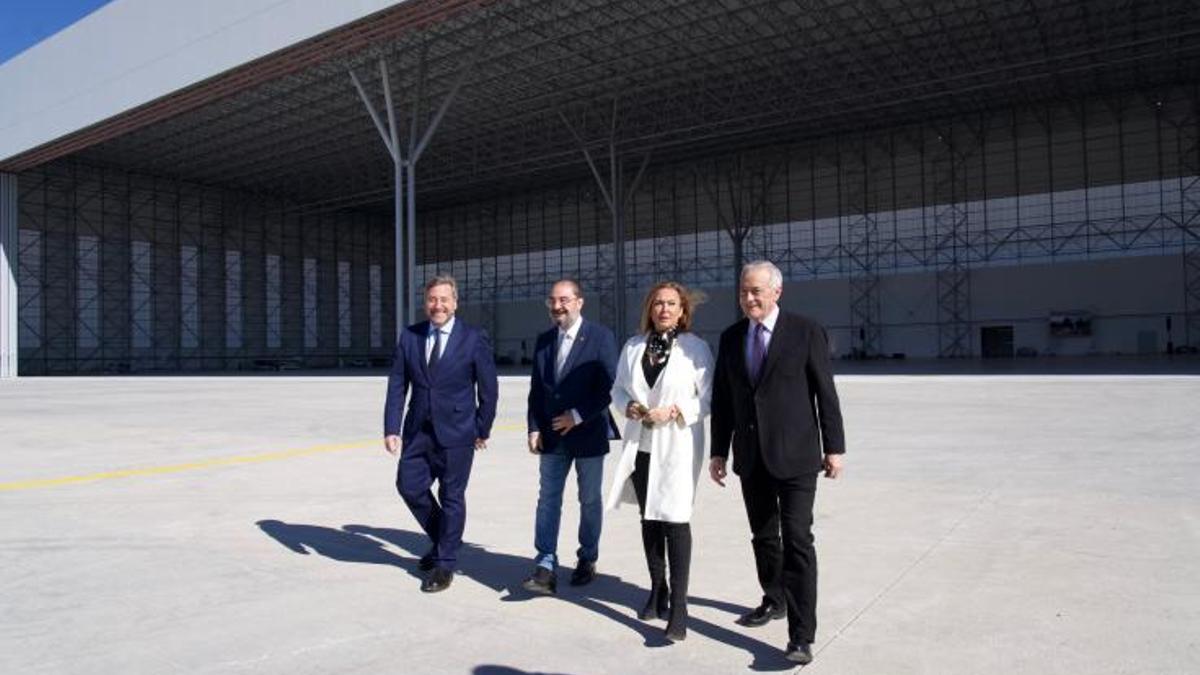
[257,520,797,671]
[256,519,428,580]
[472,667,572,675]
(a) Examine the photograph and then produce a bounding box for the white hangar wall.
[0,0,409,164]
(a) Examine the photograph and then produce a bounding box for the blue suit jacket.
[383,318,499,448]
[526,318,619,457]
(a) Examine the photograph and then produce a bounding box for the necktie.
[555,332,571,382]
[749,322,767,383]
[427,329,442,371]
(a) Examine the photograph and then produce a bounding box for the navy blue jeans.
[533,452,604,570]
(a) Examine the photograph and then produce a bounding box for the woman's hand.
[626,401,647,420]
[644,405,677,425]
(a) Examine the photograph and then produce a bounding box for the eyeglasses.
[545,296,579,307]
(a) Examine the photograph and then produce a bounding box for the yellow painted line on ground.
[0,421,527,493]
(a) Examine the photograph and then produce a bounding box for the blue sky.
[0,0,115,65]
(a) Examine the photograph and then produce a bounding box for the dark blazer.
[710,310,845,478]
[526,318,619,457]
[383,318,499,448]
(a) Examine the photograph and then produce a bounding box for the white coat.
[605,331,714,523]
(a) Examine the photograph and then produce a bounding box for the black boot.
[664,522,692,642]
[639,520,669,621]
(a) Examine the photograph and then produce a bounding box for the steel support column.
[842,135,882,358]
[1182,89,1200,348]
[0,173,16,377]
[697,151,783,321]
[350,60,407,339]
[405,40,481,325]
[932,127,973,358]
[561,101,651,340]
[352,39,483,332]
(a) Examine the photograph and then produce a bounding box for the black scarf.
[645,328,678,366]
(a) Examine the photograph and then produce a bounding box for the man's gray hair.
[741,260,784,290]
[424,274,459,299]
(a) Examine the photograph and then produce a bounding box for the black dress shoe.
[785,642,813,664]
[569,560,596,586]
[521,566,557,595]
[420,567,453,593]
[418,548,436,572]
[736,601,785,627]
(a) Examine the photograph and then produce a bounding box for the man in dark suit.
[521,279,618,594]
[383,274,498,593]
[709,260,845,665]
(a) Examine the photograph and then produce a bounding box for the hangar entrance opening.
[2,0,1199,376]
[980,326,1015,359]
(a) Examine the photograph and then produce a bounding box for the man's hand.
[551,412,577,434]
[823,453,844,479]
[384,435,401,456]
[709,456,728,487]
[645,406,676,425]
[475,437,488,451]
[527,431,542,454]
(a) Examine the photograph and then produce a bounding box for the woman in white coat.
[607,281,713,642]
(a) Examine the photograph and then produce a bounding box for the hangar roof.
[0,0,408,167]
[4,0,1199,211]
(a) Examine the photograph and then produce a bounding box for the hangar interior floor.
[2,373,1197,674]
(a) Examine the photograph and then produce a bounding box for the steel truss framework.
[46,0,1197,208]
[7,0,1200,371]
[16,91,1200,371]
[15,161,392,374]
[1180,90,1200,348]
[416,89,1200,355]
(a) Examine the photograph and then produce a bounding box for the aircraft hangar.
[1,0,1198,376]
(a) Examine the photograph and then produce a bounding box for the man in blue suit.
[522,279,618,594]
[384,274,498,593]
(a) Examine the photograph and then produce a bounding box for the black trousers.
[739,462,819,645]
[631,451,691,628]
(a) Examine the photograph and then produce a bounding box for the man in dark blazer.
[709,260,845,665]
[383,274,498,593]
[521,279,618,594]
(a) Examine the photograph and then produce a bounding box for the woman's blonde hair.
[638,281,705,334]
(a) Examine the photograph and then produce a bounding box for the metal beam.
[560,101,652,340]
[350,60,408,339]
[402,29,486,325]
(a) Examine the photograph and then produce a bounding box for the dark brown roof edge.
[0,0,485,174]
